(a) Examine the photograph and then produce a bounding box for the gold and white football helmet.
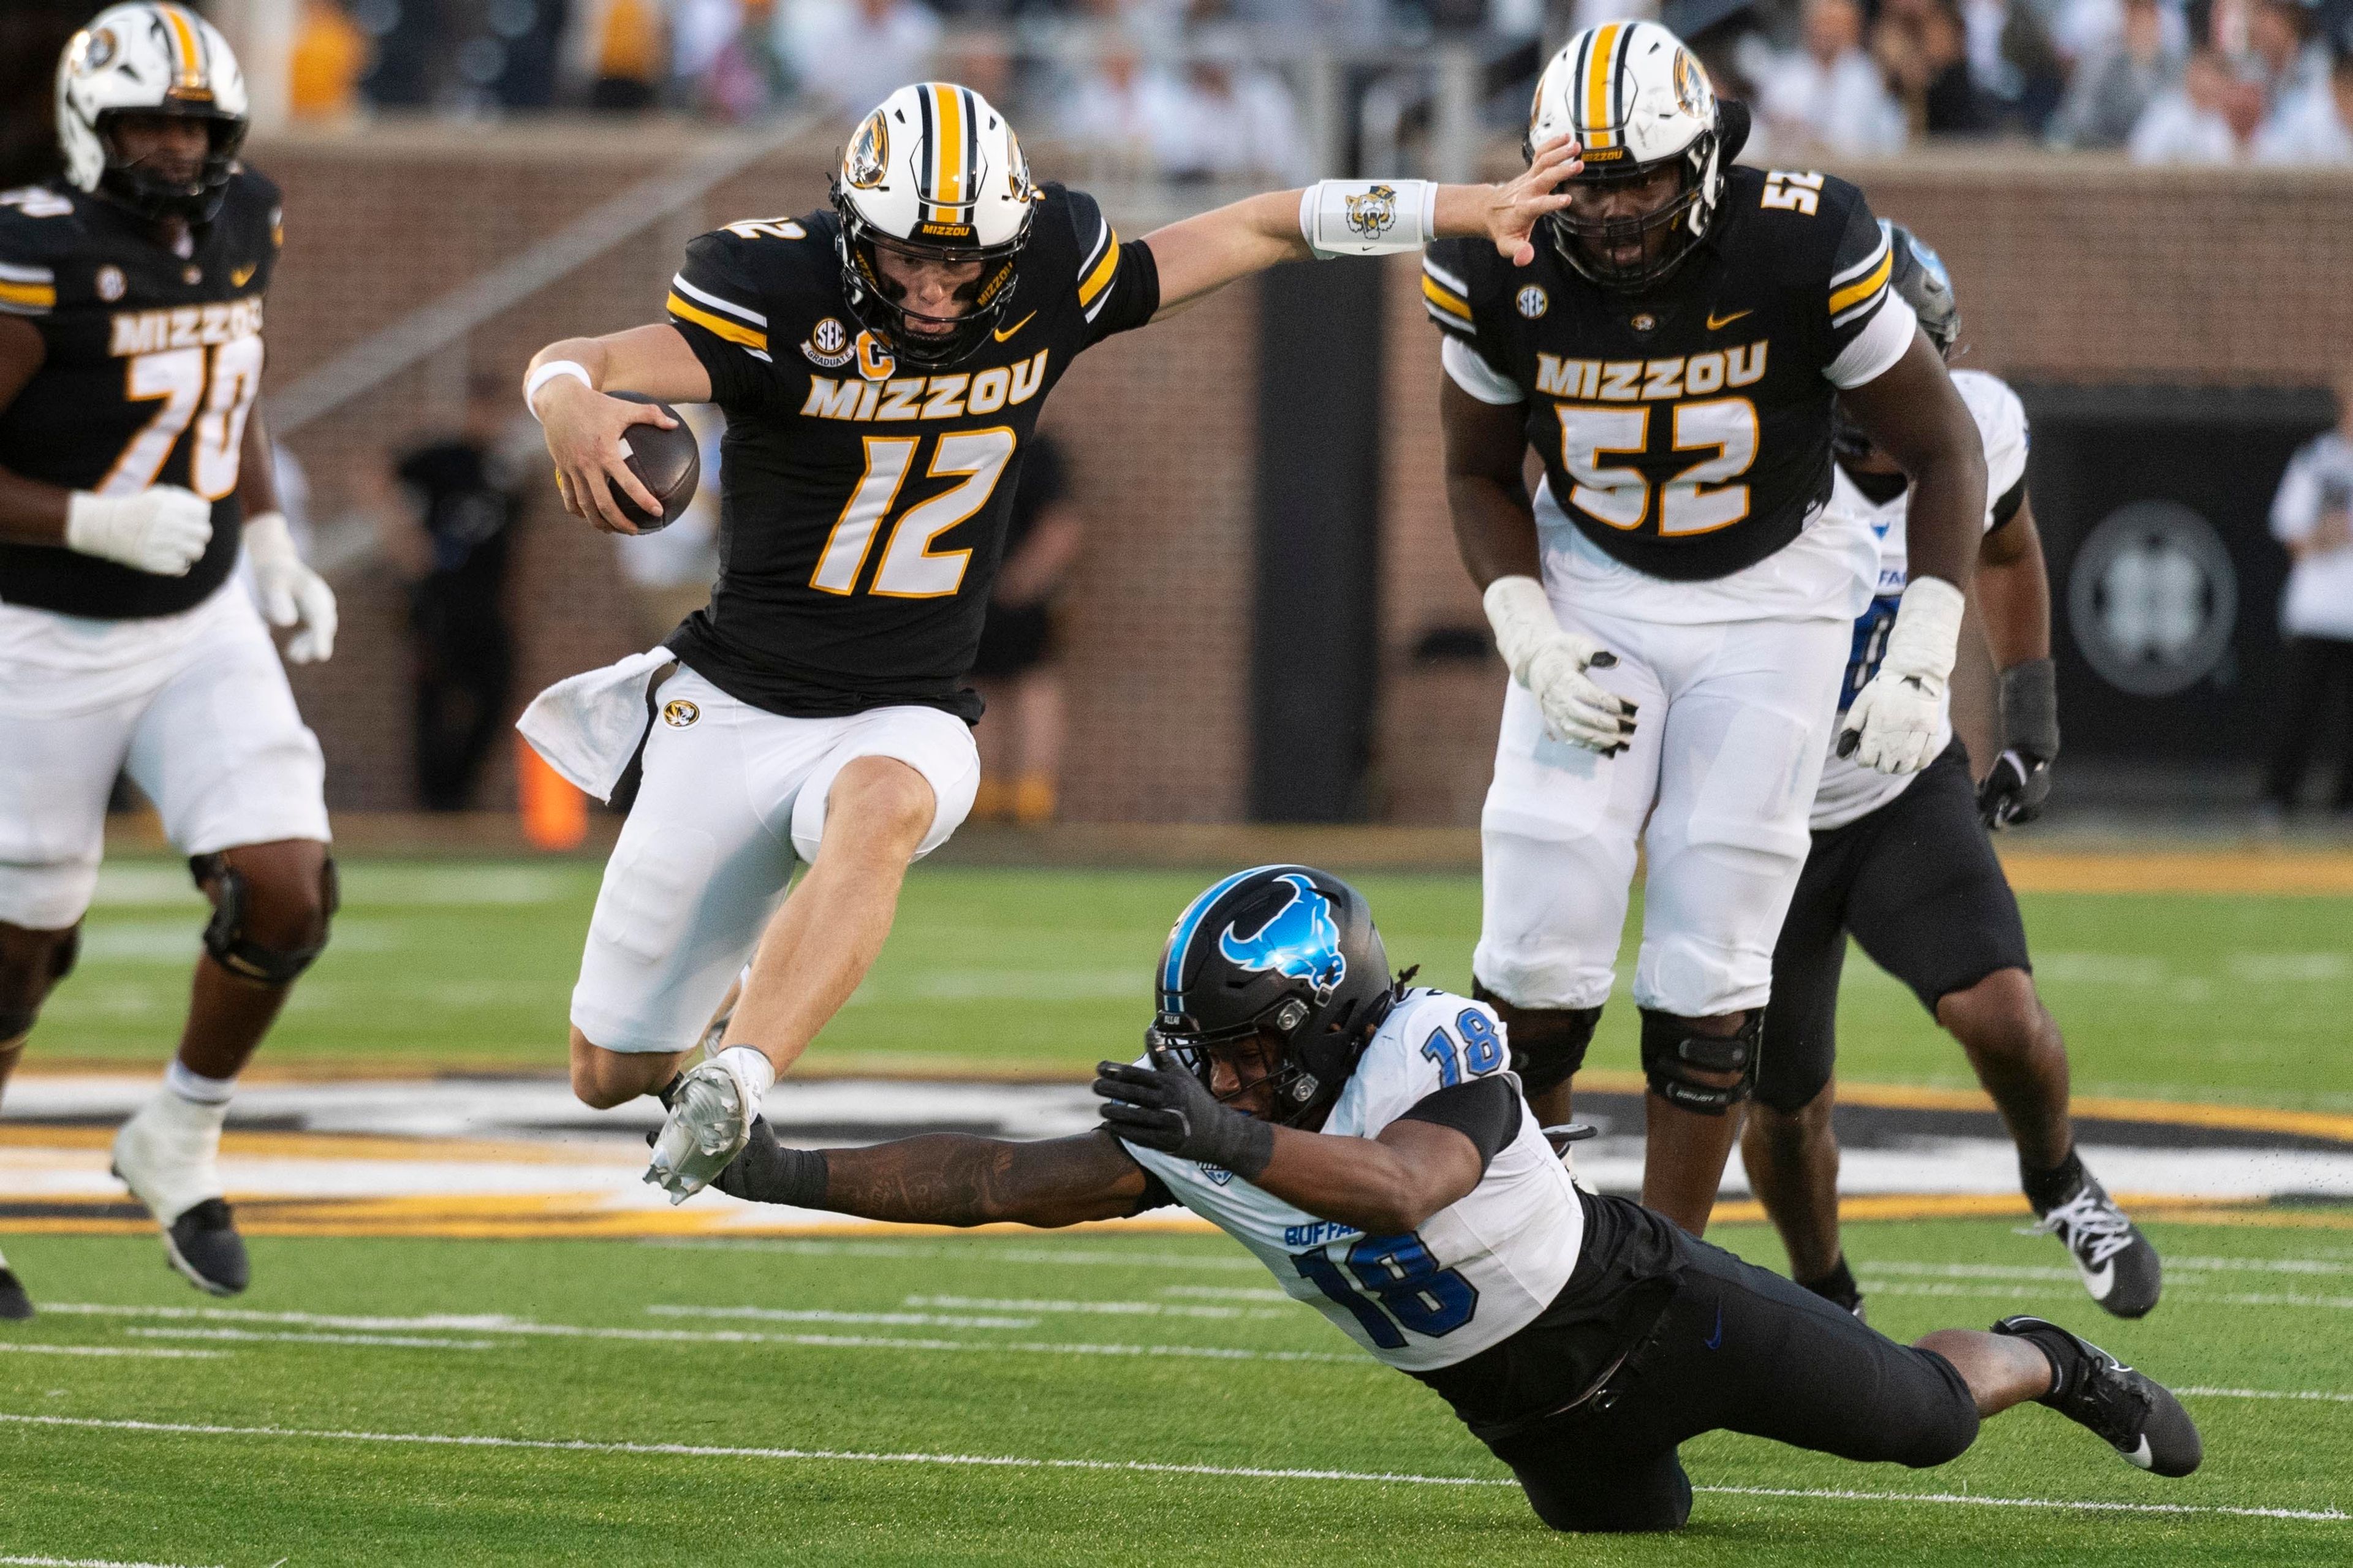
[56,2,249,223]
[832,81,1037,366]
[1528,20,1727,290]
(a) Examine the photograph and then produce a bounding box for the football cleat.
[644,1056,759,1204]
[2024,1172,2161,1318]
[1993,1316,2201,1477]
[0,1259,32,1321]
[112,1091,249,1295]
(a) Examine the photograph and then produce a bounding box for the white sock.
[163,1059,237,1107]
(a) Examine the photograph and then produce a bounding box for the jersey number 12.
[811,428,1018,598]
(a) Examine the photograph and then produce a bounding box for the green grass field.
[2,1216,2349,1566]
[39,857,2353,1108]
[9,856,2353,1563]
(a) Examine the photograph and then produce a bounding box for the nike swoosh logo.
[991,311,1036,343]
[2080,1260,2116,1298]
[1706,309,1751,330]
[230,263,256,287]
[2122,1434,2154,1470]
[1702,1305,1722,1350]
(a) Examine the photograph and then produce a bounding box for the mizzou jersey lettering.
[661,183,1158,722]
[0,170,280,619]
[1423,167,1906,583]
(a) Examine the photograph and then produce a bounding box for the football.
[605,391,699,532]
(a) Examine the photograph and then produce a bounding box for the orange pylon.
[516,733,589,850]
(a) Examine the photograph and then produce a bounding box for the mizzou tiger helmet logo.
[844,109,889,190]
[1343,184,1399,241]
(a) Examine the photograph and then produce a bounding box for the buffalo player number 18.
[0,5,341,1319]
[517,82,1592,1200]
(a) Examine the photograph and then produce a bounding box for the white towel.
[515,648,678,803]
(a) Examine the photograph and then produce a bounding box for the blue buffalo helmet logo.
[1217,873,1347,1004]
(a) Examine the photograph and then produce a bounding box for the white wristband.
[1481,574,1557,678]
[1299,180,1438,258]
[525,360,593,420]
[1883,575,1967,685]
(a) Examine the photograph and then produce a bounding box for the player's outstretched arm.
[0,316,64,540]
[709,1124,1159,1229]
[238,404,339,664]
[1094,1059,1487,1235]
[1976,494,2050,672]
[525,325,711,535]
[1140,136,1584,319]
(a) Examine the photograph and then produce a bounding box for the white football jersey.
[1811,369,2031,831]
[1121,988,1584,1373]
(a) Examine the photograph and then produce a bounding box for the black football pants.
[1482,1195,1980,1532]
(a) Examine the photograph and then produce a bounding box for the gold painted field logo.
[801,316,854,368]
[846,110,889,189]
[1343,184,1398,241]
[662,699,700,728]
[1516,285,1548,319]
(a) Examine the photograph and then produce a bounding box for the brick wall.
[251,127,2353,823]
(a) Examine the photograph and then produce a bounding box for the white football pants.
[1473,602,1847,1020]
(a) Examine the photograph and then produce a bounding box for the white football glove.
[1483,575,1636,753]
[243,512,339,664]
[1838,576,1966,775]
[64,487,214,575]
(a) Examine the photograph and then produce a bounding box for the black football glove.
[647,1116,827,1207]
[1093,1057,1275,1181]
[1980,657,2059,830]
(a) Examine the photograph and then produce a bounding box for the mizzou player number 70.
[517,80,1601,1202]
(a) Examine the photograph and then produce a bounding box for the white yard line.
[898,1295,1297,1320]
[0,1555,223,1568]
[1,1412,2340,1523]
[40,1302,1355,1366]
[1862,1258,2353,1281]
[640,1238,1265,1271]
[1161,1286,1295,1302]
[1858,1279,2353,1310]
[640,1306,1044,1330]
[124,1328,494,1351]
[2178,1386,2353,1405]
[0,1344,224,1360]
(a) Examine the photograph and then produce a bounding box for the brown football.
[605,392,699,532]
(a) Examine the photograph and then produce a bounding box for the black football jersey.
[661,183,1158,722]
[0,170,281,619]
[1423,166,1904,583]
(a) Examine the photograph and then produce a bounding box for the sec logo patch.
[96,265,126,301]
[1515,285,1548,319]
[662,699,700,728]
[801,317,854,368]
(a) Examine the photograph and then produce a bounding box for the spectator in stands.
[2130,45,2259,157]
[1957,0,2066,132]
[291,0,375,121]
[1060,28,1164,158]
[779,0,941,119]
[1753,0,1909,156]
[584,0,666,110]
[2050,0,2183,146]
[2046,0,2190,77]
[970,436,1085,826]
[2243,0,2332,115]
[2260,364,2353,819]
[383,377,529,812]
[2254,42,2353,159]
[1875,0,1998,134]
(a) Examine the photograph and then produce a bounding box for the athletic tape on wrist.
[1299,180,1437,257]
[524,360,592,420]
[1481,575,1556,677]
[1884,576,1966,685]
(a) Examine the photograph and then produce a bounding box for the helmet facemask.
[833,190,1025,369]
[1541,126,1719,294]
[97,102,245,224]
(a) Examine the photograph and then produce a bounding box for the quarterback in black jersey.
[1427,20,1987,1238]
[0,6,340,1317]
[518,80,1587,1198]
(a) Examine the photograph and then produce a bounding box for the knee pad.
[1640,1008,1760,1116]
[1474,983,1601,1097]
[191,852,339,985]
[0,924,81,1040]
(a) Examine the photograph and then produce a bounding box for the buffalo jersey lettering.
[1423,167,1914,583]
[661,183,1158,722]
[0,170,281,619]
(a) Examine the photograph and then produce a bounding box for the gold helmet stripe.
[1582,22,1624,150]
[931,81,966,207]
[159,4,208,93]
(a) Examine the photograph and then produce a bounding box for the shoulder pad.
[0,187,86,315]
[1420,237,1490,335]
